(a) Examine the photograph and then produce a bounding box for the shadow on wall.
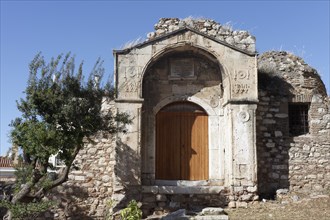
[112,139,141,212]
[44,184,92,219]
[256,72,295,199]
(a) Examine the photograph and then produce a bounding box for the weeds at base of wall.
[106,199,142,220]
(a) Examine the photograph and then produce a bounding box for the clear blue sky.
[1,1,329,155]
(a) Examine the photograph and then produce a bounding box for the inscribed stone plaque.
[170,58,194,78]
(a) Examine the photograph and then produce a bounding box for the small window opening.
[288,103,309,136]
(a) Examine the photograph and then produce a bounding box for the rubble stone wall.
[45,133,116,219]
[256,51,330,198]
[140,185,259,216]
[147,18,256,53]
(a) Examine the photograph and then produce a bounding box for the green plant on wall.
[120,200,142,220]
[105,199,116,220]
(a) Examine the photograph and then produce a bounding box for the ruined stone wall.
[147,18,256,53]
[141,189,231,217]
[44,133,116,219]
[140,185,259,216]
[256,51,330,198]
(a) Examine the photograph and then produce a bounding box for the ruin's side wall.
[256,51,330,198]
[257,91,330,197]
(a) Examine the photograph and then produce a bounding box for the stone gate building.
[51,18,329,219]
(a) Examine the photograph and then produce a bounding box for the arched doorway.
[155,102,209,180]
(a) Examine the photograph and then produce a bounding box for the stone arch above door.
[153,96,216,116]
[138,44,230,100]
[114,29,258,104]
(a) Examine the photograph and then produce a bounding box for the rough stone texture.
[37,100,119,219]
[140,184,259,217]
[46,132,116,219]
[256,51,330,198]
[147,18,256,53]
[201,207,224,215]
[141,192,229,217]
[258,51,327,97]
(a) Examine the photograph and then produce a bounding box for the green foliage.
[7,52,131,207]
[105,199,116,220]
[11,52,129,170]
[0,200,56,219]
[13,165,34,193]
[11,53,126,167]
[120,200,142,220]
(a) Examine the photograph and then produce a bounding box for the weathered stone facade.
[112,16,259,216]
[33,18,329,219]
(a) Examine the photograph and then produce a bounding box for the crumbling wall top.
[146,17,256,53]
[258,51,327,97]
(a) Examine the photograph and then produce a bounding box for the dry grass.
[226,192,330,220]
[121,37,145,49]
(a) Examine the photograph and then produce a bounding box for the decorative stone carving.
[234,70,250,81]
[210,95,219,108]
[233,84,250,94]
[238,110,250,122]
[125,81,140,93]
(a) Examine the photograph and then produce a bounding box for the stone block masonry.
[257,51,330,198]
[140,185,258,217]
[45,132,117,219]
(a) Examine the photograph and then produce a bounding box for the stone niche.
[112,18,258,215]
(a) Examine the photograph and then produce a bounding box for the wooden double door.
[156,102,209,180]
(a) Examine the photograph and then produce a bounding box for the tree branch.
[33,145,81,200]
[11,165,43,204]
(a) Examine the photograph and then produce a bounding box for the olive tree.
[3,53,130,219]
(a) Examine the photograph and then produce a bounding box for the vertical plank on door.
[190,113,208,180]
[156,112,181,180]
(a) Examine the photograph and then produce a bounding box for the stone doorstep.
[145,208,229,220]
[190,215,229,220]
[145,215,229,220]
[142,185,226,194]
[155,180,209,186]
[201,207,224,215]
[149,217,229,220]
